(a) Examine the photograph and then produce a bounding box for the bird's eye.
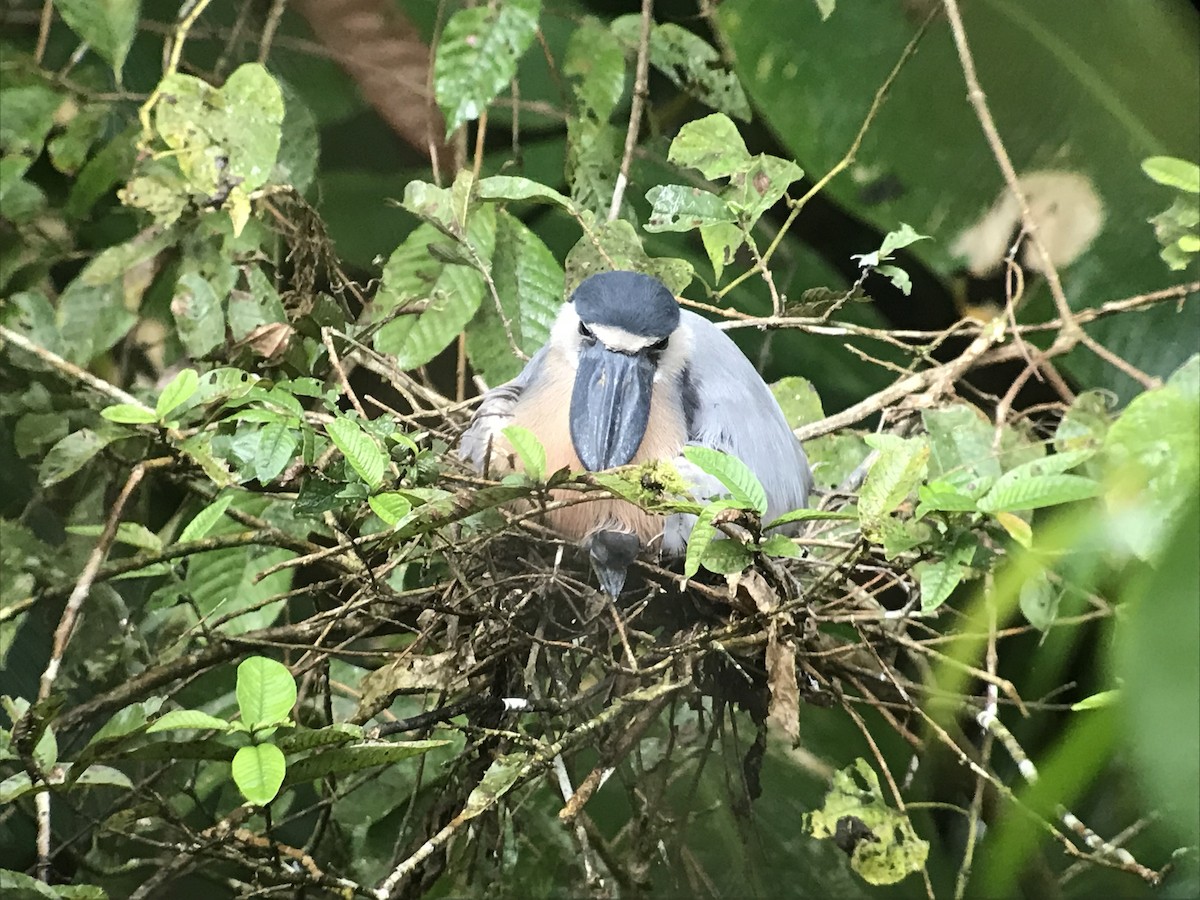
[578,322,595,341]
[648,336,669,354]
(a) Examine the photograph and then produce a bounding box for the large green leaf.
[236,656,297,728]
[374,207,497,369]
[465,210,563,385]
[232,742,286,805]
[53,0,140,78]
[1116,489,1200,848]
[434,0,542,135]
[719,0,1200,396]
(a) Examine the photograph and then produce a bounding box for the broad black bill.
[569,343,655,471]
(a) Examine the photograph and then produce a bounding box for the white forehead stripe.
[591,323,660,353]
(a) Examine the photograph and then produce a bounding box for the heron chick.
[459,270,813,596]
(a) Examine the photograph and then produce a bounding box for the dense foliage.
[1,1,1198,898]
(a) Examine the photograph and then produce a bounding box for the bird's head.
[553,271,685,471]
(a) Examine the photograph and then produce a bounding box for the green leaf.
[878,222,930,257]
[156,368,199,420]
[1054,390,1111,457]
[806,758,929,885]
[565,18,627,119]
[177,493,235,543]
[477,175,576,213]
[1071,690,1120,712]
[702,538,754,574]
[667,113,752,180]
[683,446,768,514]
[916,536,977,612]
[171,271,226,358]
[1019,570,1061,631]
[1142,155,1200,193]
[645,185,737,232]
[375,207,497,369]
[977,473,1101,513]
[814,0,836,20]
[236,656,297,728]
[146,709,234,734]
[282,740,449,786]
[67,522,161,553]
[915,481,980,518]
[368,493,413,526]
[611,18,750,120]
[47,103,110,176]
[275,723,364,754]
[39,429,113,487]
[501,424,548,481]
[1117,489,1200,847]
[154,63,284,199]
[764,507,855,529]
[465,210,564,384]
[923,403,1003,486]
[1,867,109,898]
[53,0,139,77]
[684,499,740,579]
[0,764,132,804]
[564,218,694,296]
[326,417,388,490]
[0,84,62,196]
[99,403,157,425]
[232,742,286,805]
[859,434,929,533]
[434,0,542,135]
[460,752,527,819]
[1103,374,1200,559]
[759,533,801,559]
[723,154,803,223]
[252,422,299,484]
[273,79,319,193]
[700,221,744,282]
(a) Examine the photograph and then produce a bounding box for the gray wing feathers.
[458,346,550,470]
[678,311,813,520]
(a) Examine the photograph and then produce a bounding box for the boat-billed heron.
[459,270,813,595]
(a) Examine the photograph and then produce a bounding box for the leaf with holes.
[564,219,694,296]
[668,113,752,180]
[434,0,542,135]
[283,740,449,786]
[611,18,750,120]
[645,185,737,233]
